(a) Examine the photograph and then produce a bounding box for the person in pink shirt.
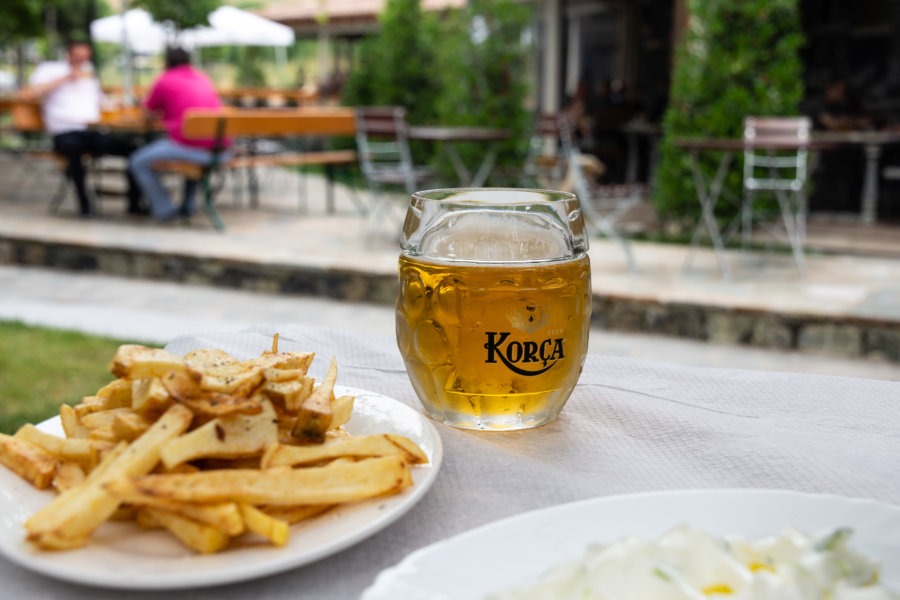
[129,47,231,221]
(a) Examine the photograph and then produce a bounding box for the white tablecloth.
[2,324,898,598]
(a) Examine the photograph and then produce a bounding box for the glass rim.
[411,187,578,206]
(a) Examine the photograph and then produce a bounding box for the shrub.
[341,0,442,126]
[653,0,804,228]
[342,0,533,176]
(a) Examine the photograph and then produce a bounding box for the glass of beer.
[396,188,591,430]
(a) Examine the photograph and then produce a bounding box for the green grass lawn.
[0,322,155,435]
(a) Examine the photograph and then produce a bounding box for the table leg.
[325,164,335,215]
[683,149,734,279]
[471,142,499,187]
[625,132,638,183]
[860,142,881,225]
[443,142,472,186]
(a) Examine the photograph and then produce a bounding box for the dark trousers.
[52,130,141,215]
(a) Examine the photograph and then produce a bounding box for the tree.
[342,0,442,126]
[0,0,45,42]
[653,0,805,227]
[134,0,221,33]
[432,0,533,170]
[342,0,533,175]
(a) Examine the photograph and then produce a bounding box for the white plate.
[363,489,900,600]
[0,385,443,590]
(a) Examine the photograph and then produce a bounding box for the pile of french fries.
[0,339,427,554]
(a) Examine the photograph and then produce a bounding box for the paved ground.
[3,155,900,325]
[2,265,896,381]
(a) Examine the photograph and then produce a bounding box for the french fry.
[59,404,90,439]
[120,456,412,506]
[260,368,302,383]
[104,479,244,535]
[261,434,427,469]
[131,377,174,418]
[0,433,57,489]
[238,503,289,546]
[24,443,129,549]
[292,358,337,443]
[159,399,277,468]
[109,345,201,381]
[260,504,333,525]
[245,351,314,373]
[25,404,193,550]
[141,508,230,554]
[201,364,264,395]
[88,425,118,443]
[81,408,136,431]
[135,509,162,530]
[53,461,85,493]
[163,371,263,418]
[111,412,152,442]
[262,377,314,412]
[183,348,238,370]
[13,424,102,470]
[73,396,108,419]
[330,395,354,429]
[95,379,133,408]
[109,506,137,522]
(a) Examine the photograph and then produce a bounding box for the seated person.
[20,39,142,217]
[817,78,871,131]
[130,47,230,221]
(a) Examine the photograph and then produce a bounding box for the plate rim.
[0,385,443,591]
[363,488,900,599]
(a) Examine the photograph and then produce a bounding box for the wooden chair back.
[355,106,410,136]
[180,107,356,141]
[744,116,810,145]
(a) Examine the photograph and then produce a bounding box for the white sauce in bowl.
[489,525,898,600]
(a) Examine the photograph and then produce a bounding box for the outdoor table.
[408,125,511,187]
[811,130,900,225]
[674,137,833,279]
[2,323,897,598]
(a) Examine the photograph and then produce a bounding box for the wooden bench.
[152,107,359,230]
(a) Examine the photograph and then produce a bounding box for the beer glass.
[396,188,591,430]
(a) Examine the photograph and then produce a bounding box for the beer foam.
[417,212,573,262]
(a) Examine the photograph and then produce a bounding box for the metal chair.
[521,113,566,188]
[742,116,811,275]
[354,107,433,238]
[558,114,640,273]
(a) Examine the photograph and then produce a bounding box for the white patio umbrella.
[90,6,294,52]
[182,6,295,48]
[90,6,295,101]
[89,8,168,54]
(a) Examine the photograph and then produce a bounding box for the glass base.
[420,404,562,431]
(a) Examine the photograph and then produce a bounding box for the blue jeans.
[129,138,230,219]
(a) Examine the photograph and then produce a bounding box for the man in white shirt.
[22,40,142,216]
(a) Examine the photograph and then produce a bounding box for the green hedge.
[653,0,805,228]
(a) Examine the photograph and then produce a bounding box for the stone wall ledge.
[3,237,898,362]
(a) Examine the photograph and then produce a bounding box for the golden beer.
[397,251,591,430]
